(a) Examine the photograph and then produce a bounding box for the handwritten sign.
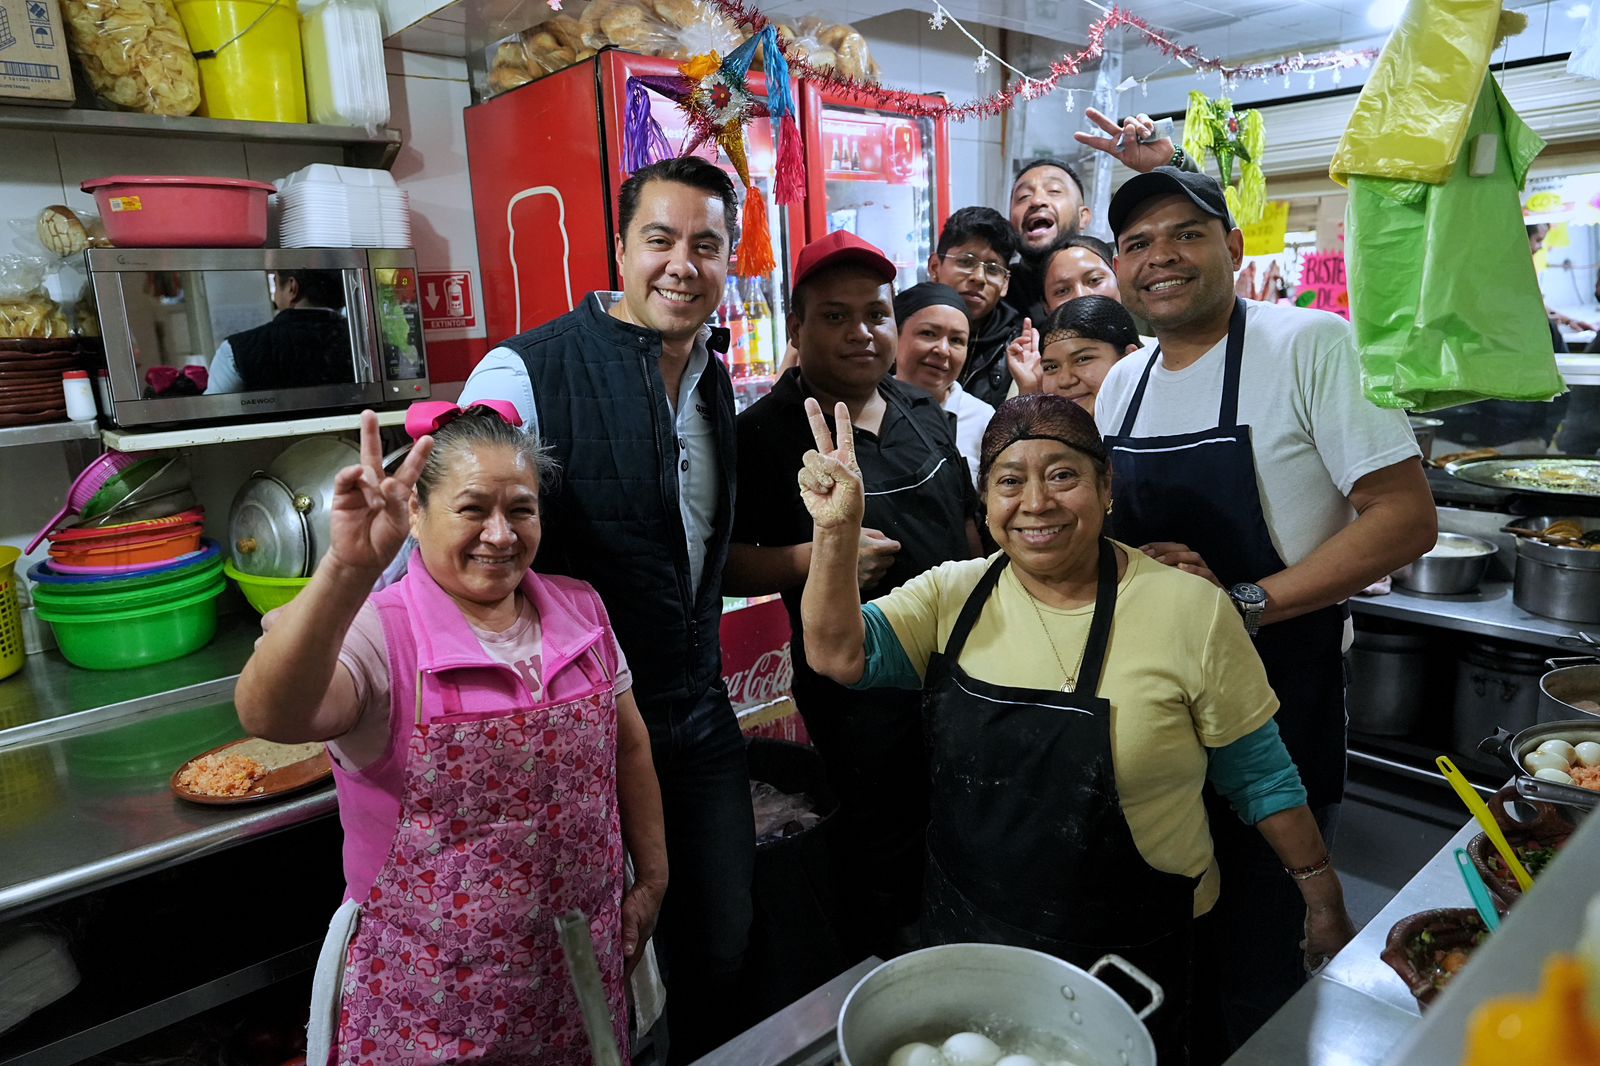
[1242,200,1290,256]
[1293,253,1349,319]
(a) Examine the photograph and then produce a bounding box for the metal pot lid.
[1445,455,1600,498]
[228,472,310,578]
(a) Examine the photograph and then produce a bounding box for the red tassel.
[736,186,775,277]
[775,114,806,206]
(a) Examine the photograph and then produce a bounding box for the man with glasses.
[928,206,1024,406]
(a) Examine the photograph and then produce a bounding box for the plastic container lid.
[81,175,278,193]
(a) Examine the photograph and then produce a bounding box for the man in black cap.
[1093,165,1435,1056]
[728,231,979,966]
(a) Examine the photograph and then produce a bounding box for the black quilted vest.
[500,295,736,714]
[228,308,353,390]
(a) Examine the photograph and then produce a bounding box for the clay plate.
[171,737,333,806]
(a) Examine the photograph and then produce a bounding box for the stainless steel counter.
[0,698,335,920]
[1350,580,1583,651]
[1223,822,1478,1066]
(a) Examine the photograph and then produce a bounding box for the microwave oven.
[84,247,431,427]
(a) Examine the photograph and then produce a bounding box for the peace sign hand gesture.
[798,398,865,530]
[325,410,435,576]
[1074,107,1174,174]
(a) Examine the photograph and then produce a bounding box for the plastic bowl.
[48,526,205,569]
[81,175,276,248]
[223,561,310,614]
[32,557,224,614]
[29,542,222,590]
[35,581,224,670]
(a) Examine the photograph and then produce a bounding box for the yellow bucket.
[0,546,23,681]
[176,0,308,123]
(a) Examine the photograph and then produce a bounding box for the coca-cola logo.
[724,642,794,709]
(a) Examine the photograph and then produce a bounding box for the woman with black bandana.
[892,282,994,484]
[797,393,1356,1064]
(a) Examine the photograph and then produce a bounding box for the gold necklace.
[1020,578,1091,693]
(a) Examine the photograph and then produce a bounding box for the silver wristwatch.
[1229,582,1267,637]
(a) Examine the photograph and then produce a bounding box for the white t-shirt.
[942,381,994,487]
[1094,300,1420,570]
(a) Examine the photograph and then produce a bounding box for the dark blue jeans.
[642,681,756,1064]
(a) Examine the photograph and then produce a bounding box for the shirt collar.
[592,291,715,356]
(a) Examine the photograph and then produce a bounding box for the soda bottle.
[744,278,773,377]
[721,278,749,379]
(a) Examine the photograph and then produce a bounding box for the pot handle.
[1546,655,1600,670]
[1088,954,1165,1021]
[1515,775,1600,812]
[1477,727,1516,766]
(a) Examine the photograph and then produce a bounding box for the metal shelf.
[101,408,408,451]
[0,105,403,169]
[0,420,98,448]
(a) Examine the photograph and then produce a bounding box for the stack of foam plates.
[274,163,412,249]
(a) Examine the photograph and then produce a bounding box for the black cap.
[1108,166,1233,238]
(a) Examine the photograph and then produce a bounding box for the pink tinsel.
[698,0,1378,123]
[775,114,805,205]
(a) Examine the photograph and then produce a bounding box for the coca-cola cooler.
[463,48,952,410]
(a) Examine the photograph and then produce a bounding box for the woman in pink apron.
[237,403,667,1065]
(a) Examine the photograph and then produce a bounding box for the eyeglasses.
[940,253,1011,284]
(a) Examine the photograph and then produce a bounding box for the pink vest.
[329,561,619,902]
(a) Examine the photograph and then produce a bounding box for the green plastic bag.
[1345,76,1565,412]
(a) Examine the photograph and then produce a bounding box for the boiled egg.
[888,1043,947,1066]
[1537,739,1579,764]
[1524,750,1572,775]
[995,1057,1044,1066]
[1534,767,1575,785]
[1575,741,1600,768]
[940,1033,1003,1066]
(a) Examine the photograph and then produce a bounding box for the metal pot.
[1393,532,1496,594]
[1347,625,1432,736]
[228,437,359,577]
[1408,416,1444,462]
[837,944,1161,1066]
[1452,640,1546,762]
[1540,657,1600,723]
[1478,716,1600,812]
[1511,525,1600,623]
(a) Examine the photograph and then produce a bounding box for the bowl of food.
[1480,719,1600,812]
[1466,830,1570,907]
[1381,908,1490,1007]
[1393,533,1497,594]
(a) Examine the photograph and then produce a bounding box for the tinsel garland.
[700,0,1379,122]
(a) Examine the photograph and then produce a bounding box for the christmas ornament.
[1183,91,1267,225]
[624,25,803,277]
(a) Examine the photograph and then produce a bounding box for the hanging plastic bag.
[299,0,390,131]
[775,15,879,82]
[0,257,72,340]
[59,0,201,116]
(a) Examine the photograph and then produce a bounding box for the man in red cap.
[727,231,980,964]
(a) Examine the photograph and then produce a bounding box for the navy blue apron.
[1101,297,1348,1047]
[920,540,1196,1064]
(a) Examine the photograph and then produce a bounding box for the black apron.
[1100,298,1347,811]
[920,540,1196,1063]
[792,384,973,946]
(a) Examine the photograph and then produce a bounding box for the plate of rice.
[171,737,331,805]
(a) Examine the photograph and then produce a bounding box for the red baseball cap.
[793,230,897,289]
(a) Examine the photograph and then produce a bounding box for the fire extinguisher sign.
[419,271,477,331]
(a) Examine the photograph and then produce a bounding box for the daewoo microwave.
[84,247,430,427]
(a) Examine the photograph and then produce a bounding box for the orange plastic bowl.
[48,526,205,569]
[81,176,276,248]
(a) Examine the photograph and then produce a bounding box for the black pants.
[643,682,756,1064]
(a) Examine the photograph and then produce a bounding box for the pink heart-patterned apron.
[333,659,627,1064]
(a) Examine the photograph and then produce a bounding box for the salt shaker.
[62,370,97,421]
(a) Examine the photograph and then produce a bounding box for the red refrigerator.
[464,48,951,408]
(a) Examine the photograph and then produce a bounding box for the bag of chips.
[60,0,202,116]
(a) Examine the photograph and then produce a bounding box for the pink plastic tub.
[81,176,277,248]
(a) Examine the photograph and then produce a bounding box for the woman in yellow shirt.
[798,393,1355,1064]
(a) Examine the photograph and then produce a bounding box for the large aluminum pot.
[1479,715,1600,812]
[1506,517,1600,624]
[837,944,1161,1066]
[1540,657,1600,724]
[228,437,359,577]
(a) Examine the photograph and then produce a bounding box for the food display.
[486,1,879,96]
[1506,518,1600,551]
[0,294,72,340]
[1382,908,1492,1007]
[1520,736,1600,790]
[171,737,328,802]
[1447,456,1600,499]
[175,750,268,797]
[59,0,202,116]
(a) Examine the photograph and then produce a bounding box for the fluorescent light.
[1569,3,1591,19]
[1366,0,1407,28]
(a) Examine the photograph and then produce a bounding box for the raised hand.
[325,410,435,575]
[1007,318,1043,394]
[798,398,864,530]
[1073,107,1175,174]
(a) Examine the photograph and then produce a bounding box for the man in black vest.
[459,156,751,1063]
[206,269,352,393]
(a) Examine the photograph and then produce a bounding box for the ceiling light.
[1569,3,1591,18]
[1366,0,1407,28]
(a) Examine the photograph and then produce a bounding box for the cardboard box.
[0,0,73,105]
